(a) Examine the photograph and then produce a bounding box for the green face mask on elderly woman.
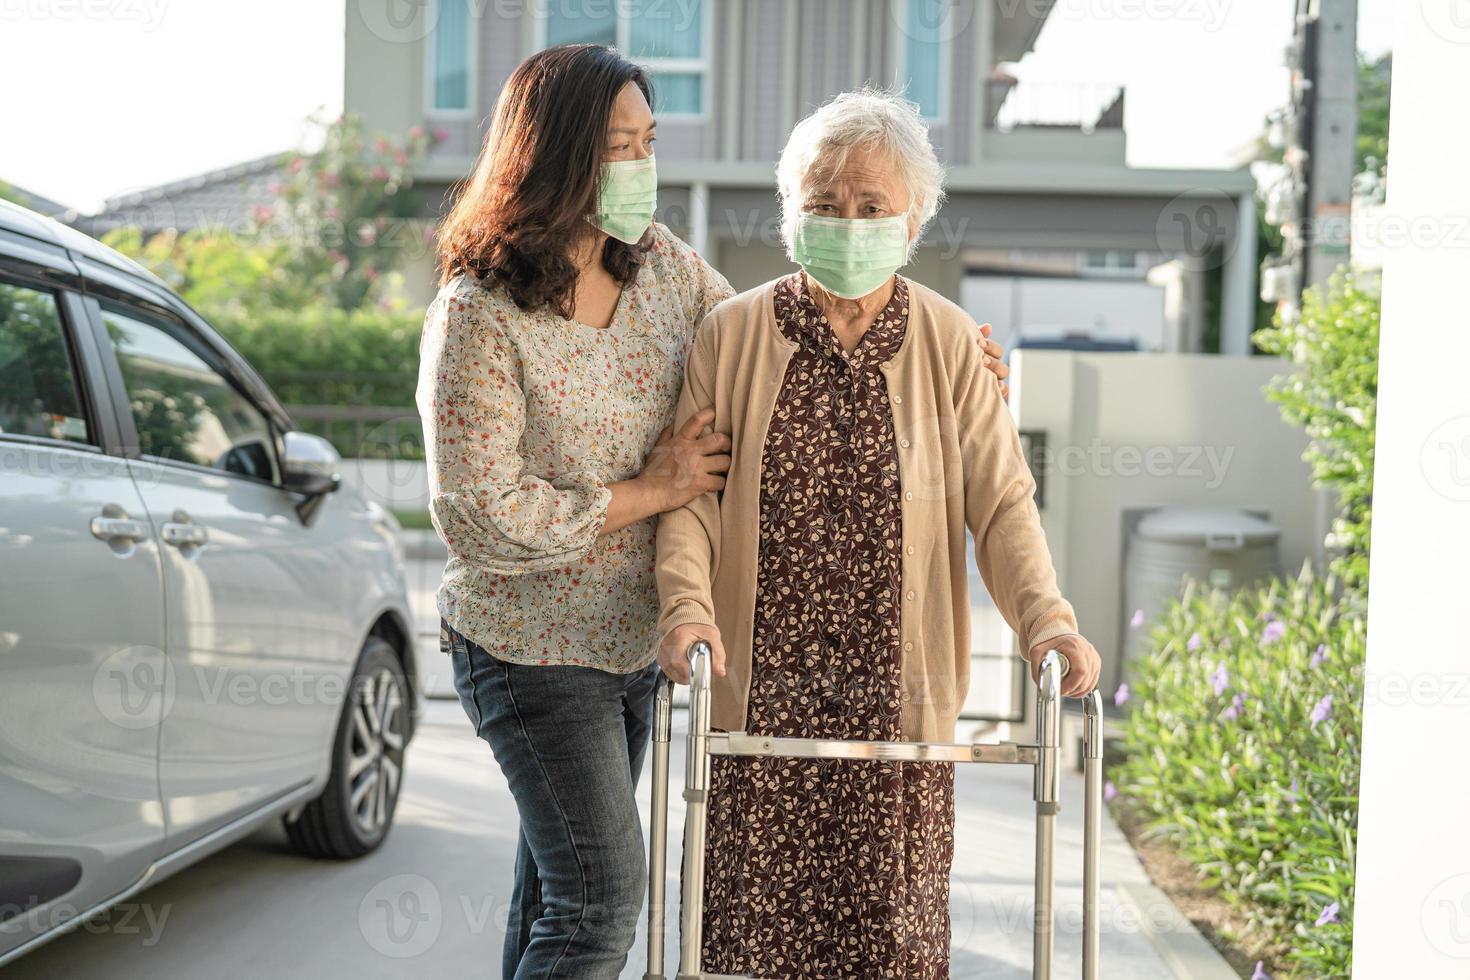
[790,211,911,299]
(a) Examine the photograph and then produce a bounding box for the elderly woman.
[654,90,1102,977]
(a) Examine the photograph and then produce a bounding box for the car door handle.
[161,522,209,548]
[90,515,149,543]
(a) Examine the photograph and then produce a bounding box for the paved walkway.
[8,695,1222,979]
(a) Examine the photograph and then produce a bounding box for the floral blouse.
[416,223,734,673]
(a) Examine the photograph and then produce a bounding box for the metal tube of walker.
[643,676,674,980]
[678,641,714,980]
[1082,689,1105,980]
[1033,650,1067,980]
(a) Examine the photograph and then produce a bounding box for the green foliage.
[1254,272,1378,592]
[1357,53,1391,186]
[208,305,422,407]
[264,114,440,311]
[101,226,316,316]
[1114,571,1364,978]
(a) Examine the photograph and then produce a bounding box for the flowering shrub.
[1254,273,1379,593]
[1113,570,1363,978]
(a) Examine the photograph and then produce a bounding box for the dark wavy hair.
[435,45,654,318]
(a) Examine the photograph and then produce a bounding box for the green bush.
[209,305,422,407]
[1254,273,1379,592]
[1114,570,1363,978]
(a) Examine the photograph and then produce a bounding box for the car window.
[0,279,92,446]
[100,302,278,482]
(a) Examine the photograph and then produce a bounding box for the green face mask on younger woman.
[791,213,912,299]
[589,155,657,244]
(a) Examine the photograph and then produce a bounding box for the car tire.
[284,637,408,859]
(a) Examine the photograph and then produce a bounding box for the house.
[345,0,1258,352]
[72,153,292,239]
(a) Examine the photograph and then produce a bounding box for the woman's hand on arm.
[656,623,727,684]
[600,408,730,535]
[976,321,1010,400]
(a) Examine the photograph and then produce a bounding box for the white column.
[1218,190,1258,355]
[1352,5,1470,974]
[687,181,710,258]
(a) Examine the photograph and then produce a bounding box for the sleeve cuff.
[658,599,717,638]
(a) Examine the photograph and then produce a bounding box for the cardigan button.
[906,544,915,556]
[892,394,903,404]
[904,491,914,501]
[905,590,916,601]
[901,692,912,703]
[903,641,914,652]
[900,438,911,449]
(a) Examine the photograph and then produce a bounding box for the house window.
[899,0,949,120]
[1082,250,1143,276]
[431,0,473,112]
[543,0,709,116]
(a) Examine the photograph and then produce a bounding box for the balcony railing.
[984,80,1126,133]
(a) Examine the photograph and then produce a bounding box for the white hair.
[775,88,946,260]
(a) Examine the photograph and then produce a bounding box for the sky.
[0,0,1396,215]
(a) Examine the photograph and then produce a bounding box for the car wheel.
[284,637,408,859]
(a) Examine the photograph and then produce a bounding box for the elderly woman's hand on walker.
[1027,633,1103,698]
[657,623,726,684]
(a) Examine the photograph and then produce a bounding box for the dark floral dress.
[700,274,957,979]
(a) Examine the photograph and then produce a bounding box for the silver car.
[0,201,418,965]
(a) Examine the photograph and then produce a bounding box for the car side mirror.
[282,430,342,523]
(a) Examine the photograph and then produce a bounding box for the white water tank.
[1122,507,1282,665]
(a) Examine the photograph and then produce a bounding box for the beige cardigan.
[655,276,1079,742]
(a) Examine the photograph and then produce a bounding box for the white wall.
[1010,350,1320,697]
[961,274,1170,352]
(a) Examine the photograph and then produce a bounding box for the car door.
[86,296,356,845]
[0,265,166,958]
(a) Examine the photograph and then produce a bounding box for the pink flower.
[320,171,340,188]
[408,125,425,140]
[374,136,391,153]
[1310,644,1328,668]
[1251,963,1272,980]
[1129,609,1144,629]
[1187,632,1202,652]
[250,204,274,223]
[288,157,306,173]
[1315,902,1340,926]
[266,180,282,195]
[1261,620,1287,645]
[372,165,390,182]
[1210,664,1229,696]
[1113,683,1130,707]
[1103,781,1118,802]
[433,126,450,142]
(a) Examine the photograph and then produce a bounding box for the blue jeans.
[445,620,659,980]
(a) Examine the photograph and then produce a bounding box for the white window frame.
[424,0,479,118]
[534,0,713,122]
[893,0,951,124]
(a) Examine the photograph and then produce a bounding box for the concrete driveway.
[4,691,1228,980]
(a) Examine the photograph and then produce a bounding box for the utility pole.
[1262,0,1359,314]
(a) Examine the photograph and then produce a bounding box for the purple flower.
[1129,608,1145,629]
[1311,644,1328,668]
[1286,777,1300,803]
[1104,781,1118,802]
[1210,664,1229,696]
[1187,632,1202,652]
[1114,683,1131,707]
[1310,694,1334,727]
[1224,692,1246,720]
[1251,962,1272,980]
[1262,620,1287,645]
[1315,902,1340,926]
